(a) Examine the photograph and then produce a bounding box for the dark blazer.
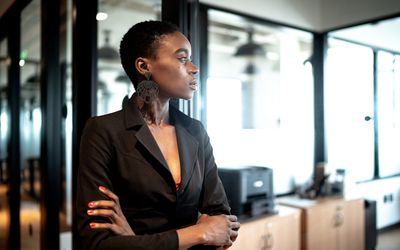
[76,97,230,250]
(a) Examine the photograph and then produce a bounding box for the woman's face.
[147,31,199,100]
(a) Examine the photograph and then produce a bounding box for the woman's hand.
[223,215,240,250]
[87,186,135,236]
[196,214,240,248]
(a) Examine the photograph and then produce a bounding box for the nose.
[189,61,199,75]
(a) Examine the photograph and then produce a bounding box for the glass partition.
[20,0,42,248]
[0,37,10,250]
[60,0,73,248]
[96,0,161,116]
[325,38,374,182]
[206,9,314,194]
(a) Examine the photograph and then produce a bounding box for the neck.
[134,94,170,126]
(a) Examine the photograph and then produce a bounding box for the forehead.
[156,32,192,55]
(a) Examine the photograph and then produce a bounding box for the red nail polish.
[87,210,93,214]
[88,202,94,207]
[90,223,96,228]
[99,186,106,192]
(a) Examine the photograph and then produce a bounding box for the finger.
[229,229,239,238]
[230,221,240,230]
[88,200,116,209]
[87,209,118,223]
[231,235,238,242]
[227,215,238,222]
[89,222,122,234]
[89,222,113,230]
[223,236,237,249]
[225,238,233,247]
[99,186,120,204]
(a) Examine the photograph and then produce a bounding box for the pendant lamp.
[234,28,266,58]
[98,29,119,61]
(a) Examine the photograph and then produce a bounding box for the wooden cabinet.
[278,197,365,250]
[230,206,301,250]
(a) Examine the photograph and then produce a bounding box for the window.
[205,9,314,194]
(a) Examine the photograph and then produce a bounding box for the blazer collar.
[123,97,199,192]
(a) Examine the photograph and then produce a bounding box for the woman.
[76,20,239,250]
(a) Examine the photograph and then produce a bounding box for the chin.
[181,95,193,101]
[176,91,194,100]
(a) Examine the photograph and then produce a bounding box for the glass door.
[377,52,400,177]
[325,39,375,182]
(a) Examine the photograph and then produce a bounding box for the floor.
[0,183,70,250]
[0,184,41,250]
[377,226,400,250]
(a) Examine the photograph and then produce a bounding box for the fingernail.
[88,202,95,207]
[99,186,106,192]
[87,210,94,214]
[89,223,96,228]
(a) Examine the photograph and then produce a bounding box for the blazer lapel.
[172,108,199,192]
[124,97,169,171]
[135,126,169,171]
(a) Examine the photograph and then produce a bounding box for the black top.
[76,97,230,250]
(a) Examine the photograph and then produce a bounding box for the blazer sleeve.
[198,123,231,216]
[76,118,179,250]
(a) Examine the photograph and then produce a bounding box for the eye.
[178,57,191,64]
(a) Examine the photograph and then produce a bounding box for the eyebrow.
[174,48,189,55]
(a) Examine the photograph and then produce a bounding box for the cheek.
[154,65,187,87]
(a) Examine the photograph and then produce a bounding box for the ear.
[135,57,151,76]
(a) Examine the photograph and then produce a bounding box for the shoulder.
[83,110,125,136]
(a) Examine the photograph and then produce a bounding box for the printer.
[218,166,275,218]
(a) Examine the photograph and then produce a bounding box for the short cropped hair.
[119,20,179,88]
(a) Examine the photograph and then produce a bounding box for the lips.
[189,80,198,90]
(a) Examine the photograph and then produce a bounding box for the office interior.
[0,0,399,249]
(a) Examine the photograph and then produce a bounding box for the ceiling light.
[98,30,119,61]
[234,28,266,58]
[96,12,108,21]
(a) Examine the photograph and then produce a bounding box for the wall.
[200,0,400,31]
